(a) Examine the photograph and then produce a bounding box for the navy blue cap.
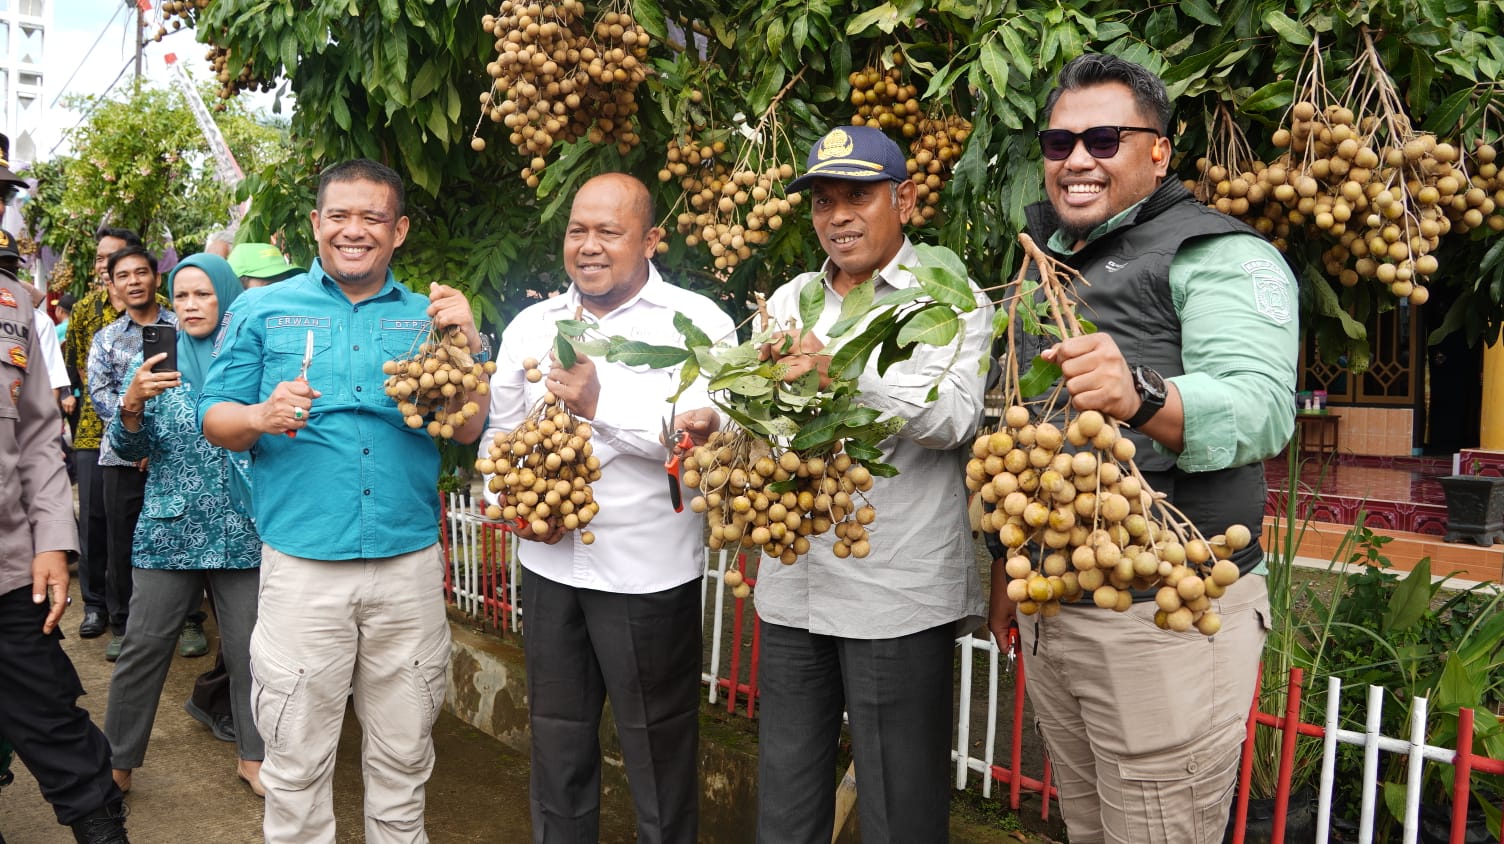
[786,125,908,194]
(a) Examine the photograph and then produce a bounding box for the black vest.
[1021,180,1268,574]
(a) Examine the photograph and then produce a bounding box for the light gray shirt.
[753,239,992,639]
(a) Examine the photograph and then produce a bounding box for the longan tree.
[185,0,1504,356]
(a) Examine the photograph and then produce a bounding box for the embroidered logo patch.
[8,346,25,369]
[817,128,854,160]
[1244,258,1293,324]
[0,288,16,309]
[1105,260,1126,273]
[9,379,19,404]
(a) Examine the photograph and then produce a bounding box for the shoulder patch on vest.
[1243,258,1292,325]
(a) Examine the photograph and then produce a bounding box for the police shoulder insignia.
[0,288,15,309]
[7,346,24,370]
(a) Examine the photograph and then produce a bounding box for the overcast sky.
[38,0,282,163]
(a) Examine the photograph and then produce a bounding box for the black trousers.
[73,452,109,618]
[521,567,702,844]
[0,586,120,825]
[755,620,956,844]
[101,465,147,632]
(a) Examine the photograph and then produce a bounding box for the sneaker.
[184,699,236,743]
[178,621,209,658]
[104,634,124,662]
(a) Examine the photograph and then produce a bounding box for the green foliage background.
[41,1,1504,353]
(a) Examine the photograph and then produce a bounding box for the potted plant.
[1438,459,1504,545]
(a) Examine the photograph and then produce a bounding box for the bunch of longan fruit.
[906,114,971,226]
[661,136,799,271]
[1191,97,1503,305]
[474,0,649,183]
[150,0,207,40]
[973,406,1247,637]
[478,391,601,544]
[381,326,495,440]
[847,63,921,137]
[684,432,876,597]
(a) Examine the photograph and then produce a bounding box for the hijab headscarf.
[166,253,242,391]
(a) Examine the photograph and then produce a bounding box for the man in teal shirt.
[199,159,490,843]
[986,54,1298,844]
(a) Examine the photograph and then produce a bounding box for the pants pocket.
[1117,739,1240,844]
[410,632,451,739]
[250,638,306,754]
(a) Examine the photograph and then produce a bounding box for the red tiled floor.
[1264,454,1451,535]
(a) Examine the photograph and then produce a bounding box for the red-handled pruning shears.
[662,409,693,512]
[286,330,314,438]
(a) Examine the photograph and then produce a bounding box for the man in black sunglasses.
[986,53,1300,844]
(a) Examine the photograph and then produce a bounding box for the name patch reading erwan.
[266,316,331,330]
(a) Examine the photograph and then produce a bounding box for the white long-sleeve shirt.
[482,265,735,593]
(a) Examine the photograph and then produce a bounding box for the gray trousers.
[755,620,956,844]
[104,567,263,768]
[521,567,702,844]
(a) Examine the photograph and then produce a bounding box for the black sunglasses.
[1037,126,1161,161]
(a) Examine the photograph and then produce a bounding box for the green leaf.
[895,303,960,347]
[673,311,711,348]
[828,280,874,338]
[631,0,668,42]
[1018,356,1061,397]
[411,59,442,101]
[922,58,969,101]
[554,332,577,369]
[555,319,592,338]
[1262,9,1311,46]
[1239,79,1294,114]
[790,404,881,450]
[999,22,1032,76]
[828,311,897,381]
[1179,0,1220,26]
[990,307,1010,342]
[979,37,1010,97]
[845,2,898,35]
[1420,88,1473,135]
[842,438,884,462]
[798,279,826,331]
[1383,557,1431,633]
[605,340,692,368]
[568,338,609,357]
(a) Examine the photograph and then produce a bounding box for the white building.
[1,0,48,168]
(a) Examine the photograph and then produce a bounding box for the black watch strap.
[1126,366,1166,428]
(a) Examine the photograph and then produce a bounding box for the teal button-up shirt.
[198,260,440,561]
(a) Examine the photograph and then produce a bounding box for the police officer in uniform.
[0,216,130,842]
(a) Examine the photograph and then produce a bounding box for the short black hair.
[58,292,77,310]
[106,245,158,279]
[317,159,405,218]
[95,227,144,248]
[1042,54,1174,136]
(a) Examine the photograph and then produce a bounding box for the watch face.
[1136,367,1168,401]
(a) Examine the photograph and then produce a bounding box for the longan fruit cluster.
[906,115,971,226]
[205,44,273,105]
[381,326,496,440]
[684,433,876,595]
[150,0,207,40]
[1191,99,1503,305]
[475,0,649,182]
[973,406,1247,637]
[478,392,601,544]
[46,258,74,294]
[847,63,921,137]
[662,137,800,271]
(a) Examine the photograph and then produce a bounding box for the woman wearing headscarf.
[103,253,265,797]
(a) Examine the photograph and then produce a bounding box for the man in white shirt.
[754,125,993,843]
[482,173,734,844]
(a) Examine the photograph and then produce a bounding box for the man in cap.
[228,242,299,288]
[754,125,994,843]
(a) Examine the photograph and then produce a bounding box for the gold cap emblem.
[816,129,854,161]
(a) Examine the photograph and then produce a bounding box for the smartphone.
[141,325,178,373]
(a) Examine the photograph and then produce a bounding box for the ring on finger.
[294,406,304,420]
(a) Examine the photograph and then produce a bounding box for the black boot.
[69,800,129,844]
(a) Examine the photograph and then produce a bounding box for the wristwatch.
[1125,365,1167,428]
[471,332,493,364]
